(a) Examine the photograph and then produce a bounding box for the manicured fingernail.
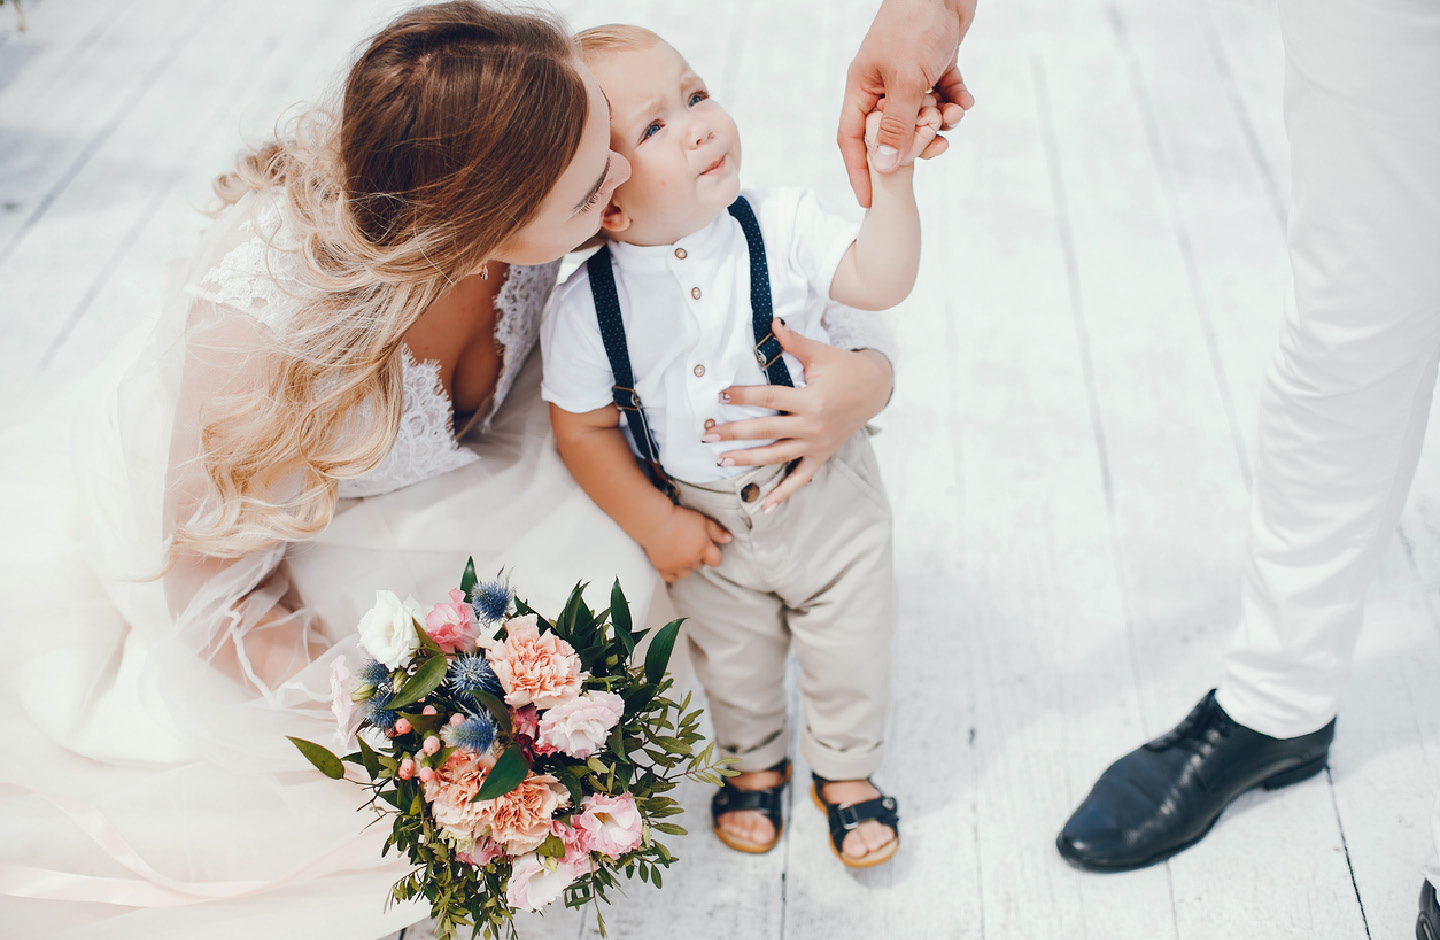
[873,145,899,171]
[763,502,777,513]
[700,433,720,443]
[718,391,731,403]
[717,457,735,467]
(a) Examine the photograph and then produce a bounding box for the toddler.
[541,24,941,868]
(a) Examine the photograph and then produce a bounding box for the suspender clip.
[611,386,644,412]
[754,333,784,369]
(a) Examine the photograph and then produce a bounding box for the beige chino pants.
[667,431,895,780]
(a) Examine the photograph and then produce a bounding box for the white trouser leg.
[1216,0,1440,739]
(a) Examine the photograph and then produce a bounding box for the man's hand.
[841,0,977,207]
[642,505,731,584]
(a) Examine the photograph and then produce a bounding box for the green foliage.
[307,560,730,940]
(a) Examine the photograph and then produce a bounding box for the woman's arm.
[705,318,893,511]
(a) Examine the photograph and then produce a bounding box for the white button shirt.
[541,187,859,484]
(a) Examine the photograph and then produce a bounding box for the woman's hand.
[707,319,893,512]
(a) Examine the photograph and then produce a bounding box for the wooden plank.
[1031,0,1367,936]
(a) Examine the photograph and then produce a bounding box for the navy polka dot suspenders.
[585,195,793,495]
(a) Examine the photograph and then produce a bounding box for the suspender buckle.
[754,333,784,369]
[611,386,644,412]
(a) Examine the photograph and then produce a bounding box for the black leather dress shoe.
[1057,690,1334,872]
[1419,880,1440,940]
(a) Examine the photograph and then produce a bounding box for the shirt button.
[693,364,706,378]
[741,483,761,503]
[690,286,702,300]
[674,248,688,260]
[704,418,716,430]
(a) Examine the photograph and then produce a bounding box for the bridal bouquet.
[289,560,729,939]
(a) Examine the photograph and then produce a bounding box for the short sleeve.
[540,264,617,414]
[748,187,859,299]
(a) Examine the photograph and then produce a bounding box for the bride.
[0,3,893,938]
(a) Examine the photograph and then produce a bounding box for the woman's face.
[492,60,631,265]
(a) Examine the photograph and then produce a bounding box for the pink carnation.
[422,749,496,845]
[474,771,569,854]
[551,819,593,861]
[574,793,643,859]
[487,614,585,710]
[456,838,504,868]
[426,589,479,653]
[505,852,586,911]
[536,690,625,759]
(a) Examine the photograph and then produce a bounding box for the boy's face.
[588,41,742,247]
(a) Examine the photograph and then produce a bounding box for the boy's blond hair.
[575,23,664,58]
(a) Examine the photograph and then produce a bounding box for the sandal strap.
[712,785,784,822]
[816,787,899,854]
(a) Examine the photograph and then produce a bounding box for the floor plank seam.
[1326,767,1373,939]
[1107,4,1253,489]
[0,0,224,268]
[1198,1,1287,229]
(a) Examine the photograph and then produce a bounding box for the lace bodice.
[186,192,559,499]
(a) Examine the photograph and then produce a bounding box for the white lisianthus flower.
[357,590,425,668]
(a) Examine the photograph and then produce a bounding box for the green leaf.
[287,736,344,779]
[555,765,586,806]
[460,557,478,599]
[389,654,449,709]
[413,620,442,655]
[643,618,685,685]
[472,745,528,802]
[609,579,637,657]
[555,582,588,643]
[357,735,381,778]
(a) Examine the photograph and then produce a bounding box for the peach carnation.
[474,771,569,855]
[422,749,496,845]
[487,614,585,710]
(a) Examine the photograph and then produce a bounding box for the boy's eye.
[688,91,708,106]
[640,121,662,142]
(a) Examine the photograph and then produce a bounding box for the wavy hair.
[174,1,587,558]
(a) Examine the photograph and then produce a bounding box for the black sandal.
[810,774,900,868]
[710,759,790,854]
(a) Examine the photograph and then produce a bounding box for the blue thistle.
[364,685,398,732]
[470,578,514,622]
[449,653,503,697]
[358,659,390,686]
[441,712,497,753]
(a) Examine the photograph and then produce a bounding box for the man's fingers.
[872,68,928,171]
[838,84,879,208]
[762,458,817,512]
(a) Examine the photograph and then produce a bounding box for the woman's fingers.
[761,457,817,512]
[717,439,807,468]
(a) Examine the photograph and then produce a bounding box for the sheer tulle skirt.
[0,352,655,939]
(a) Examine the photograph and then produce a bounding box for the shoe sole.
[1057,753,1328,873]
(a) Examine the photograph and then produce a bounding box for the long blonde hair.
[174,1,587,559]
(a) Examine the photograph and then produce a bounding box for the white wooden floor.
[4,1,1439,938]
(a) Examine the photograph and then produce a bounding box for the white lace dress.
[0,192,656,940]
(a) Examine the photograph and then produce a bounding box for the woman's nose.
[610,151,632,187]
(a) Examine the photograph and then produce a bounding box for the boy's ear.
[600,200,631,234]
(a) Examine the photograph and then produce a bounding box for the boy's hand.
[864,99,945,168]
[643,505,732,583]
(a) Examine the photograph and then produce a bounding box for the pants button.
[741,482,760,503]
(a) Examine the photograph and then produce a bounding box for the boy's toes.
[720,809,775,846]
[843,820,896,859]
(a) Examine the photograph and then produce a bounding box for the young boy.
[541,25,941,867]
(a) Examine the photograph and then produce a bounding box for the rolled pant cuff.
[803,740,886,781]
[722,734,793,775]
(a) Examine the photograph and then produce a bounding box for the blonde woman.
[0,3,893,937]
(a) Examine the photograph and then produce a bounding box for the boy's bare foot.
[713,766,787,848]
[812,776,900,867]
